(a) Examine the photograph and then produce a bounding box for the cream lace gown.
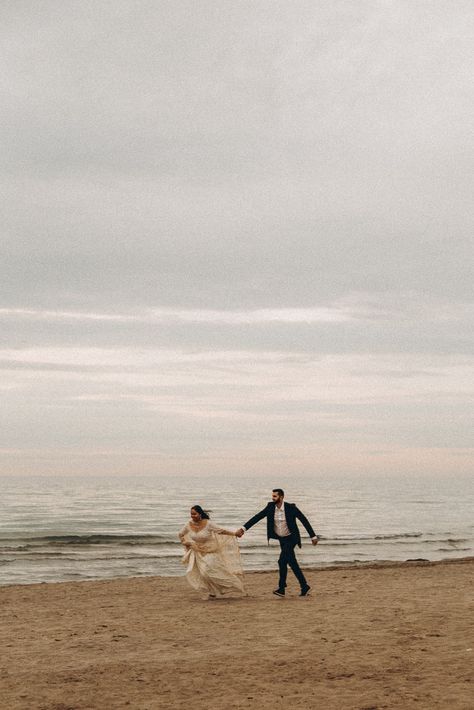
[179,520,246,599]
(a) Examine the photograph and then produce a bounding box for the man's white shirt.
[274,503,291,537]
[242,502,318,541]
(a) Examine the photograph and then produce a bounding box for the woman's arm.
[178,524,189,543]
[208,521,237,536]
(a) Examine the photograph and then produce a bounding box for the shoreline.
[1,554,473,590]
[248,554,474,573]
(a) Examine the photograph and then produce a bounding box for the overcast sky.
[1,1,473,478]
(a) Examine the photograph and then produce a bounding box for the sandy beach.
[1,559,473,710]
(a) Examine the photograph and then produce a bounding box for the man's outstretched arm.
[294,506,319,544]
[235,505,268,537]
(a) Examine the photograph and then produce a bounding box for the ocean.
[0,472,472,586]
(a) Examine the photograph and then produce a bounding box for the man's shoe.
[299,584,311,597]
[273,588,285,597]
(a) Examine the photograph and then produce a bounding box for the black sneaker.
[299,584,311,597]
[273,588,285,597]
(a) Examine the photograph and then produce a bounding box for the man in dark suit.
[236,488,319,597]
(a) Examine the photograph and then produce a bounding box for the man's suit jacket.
[243,501,316,548]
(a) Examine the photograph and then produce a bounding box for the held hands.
[234,529,317,542]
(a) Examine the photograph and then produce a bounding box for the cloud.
[1,2,473,312]
[0,305,352,324]
[0,2,473,475]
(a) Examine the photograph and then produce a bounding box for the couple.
[179,488,319,600]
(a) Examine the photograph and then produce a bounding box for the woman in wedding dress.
[179,505,246,600]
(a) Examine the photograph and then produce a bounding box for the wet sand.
[1,558,473,709]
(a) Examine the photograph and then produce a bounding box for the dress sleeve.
[207,521,235,536]
[178,523,189,541]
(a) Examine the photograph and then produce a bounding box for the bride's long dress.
[179,520,246,599]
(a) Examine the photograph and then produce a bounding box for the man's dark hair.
[272,488,285,497]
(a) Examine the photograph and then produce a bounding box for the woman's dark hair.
[191,505,210,520]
